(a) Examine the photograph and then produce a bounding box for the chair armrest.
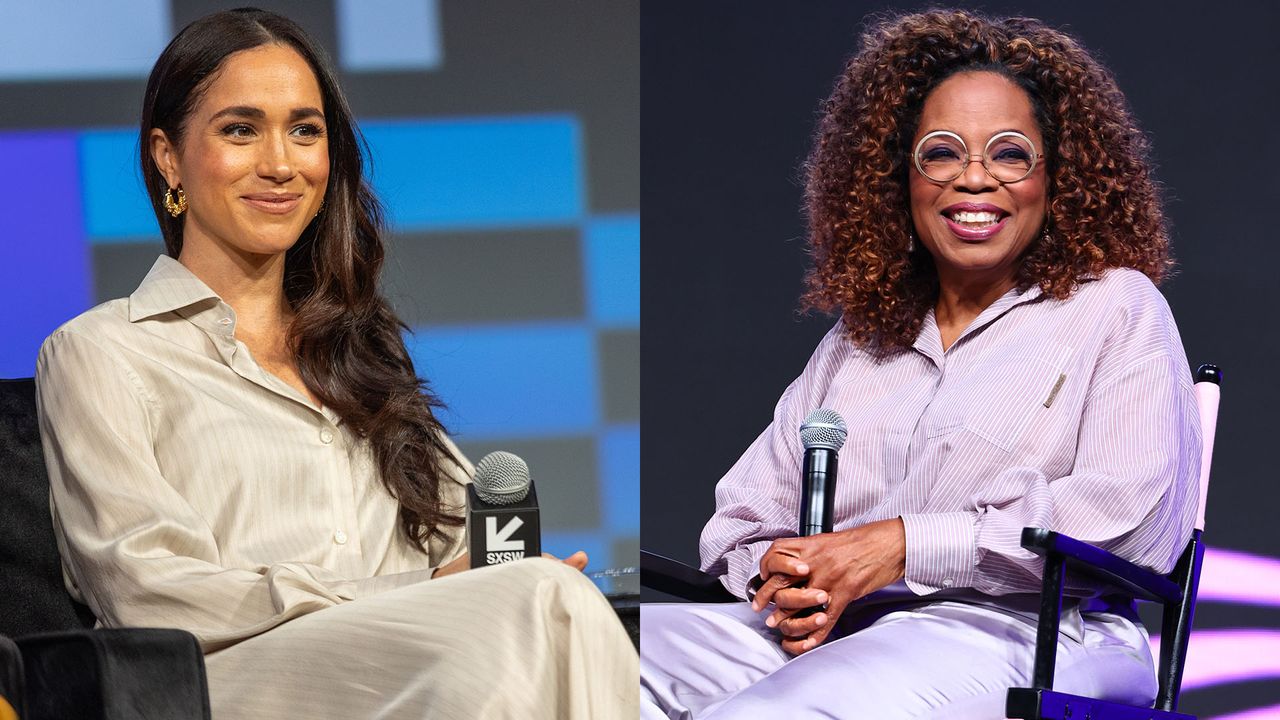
[0,636,23,720]
[17,628,210,720]
[1020,528,1181,603]
[641,550,738,603]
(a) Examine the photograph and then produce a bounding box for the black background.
[641,2,1280,714]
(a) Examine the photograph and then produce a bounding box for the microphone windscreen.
[800,408,848,450]
[473,451,531,505]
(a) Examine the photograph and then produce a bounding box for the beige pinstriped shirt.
[36,255,472,652]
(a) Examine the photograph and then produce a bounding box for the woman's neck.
[933,267,1017,349]
[177,238,292,336]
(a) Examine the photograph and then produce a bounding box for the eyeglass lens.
[916,133,1036,183]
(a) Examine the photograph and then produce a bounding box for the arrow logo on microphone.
[486,516,525,552]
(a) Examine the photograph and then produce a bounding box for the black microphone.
[791,408,847,618]
[467,451,541,569]
[799,408,848,537]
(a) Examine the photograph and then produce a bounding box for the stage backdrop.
[641,2,1280,717]
[0,0,638,572]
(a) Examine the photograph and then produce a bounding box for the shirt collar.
[912,282,1047,361]
[128,255,222,323]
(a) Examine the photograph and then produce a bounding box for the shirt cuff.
[718,541,773,601]
[900,512,979,595]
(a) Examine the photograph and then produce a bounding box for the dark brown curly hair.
[801,9,1172,352]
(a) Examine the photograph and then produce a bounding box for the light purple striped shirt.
[700,268,1200,601]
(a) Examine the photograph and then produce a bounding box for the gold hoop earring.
[163,187,187,217]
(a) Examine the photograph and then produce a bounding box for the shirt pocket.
[928,340,1075,453]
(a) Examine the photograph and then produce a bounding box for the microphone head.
[472,451,531,505]
[800,408,848,450]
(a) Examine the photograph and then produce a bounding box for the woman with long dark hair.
[36,8,635,718]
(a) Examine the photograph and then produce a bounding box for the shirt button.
[333,529,348,545]
[320,428,334,444]
[942,577,955,588]
[218,317,232,326]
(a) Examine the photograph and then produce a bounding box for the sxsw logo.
[486,516,526,564]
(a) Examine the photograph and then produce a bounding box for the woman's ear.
[149,128,181,188]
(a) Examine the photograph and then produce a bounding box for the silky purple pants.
[640,597,1157,719]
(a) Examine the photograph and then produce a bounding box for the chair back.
[1154,363,1220,712]
[0,378,96,638]
[1193,365,1220,531]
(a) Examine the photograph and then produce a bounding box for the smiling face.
[150,43,329,260]
[908,71,1048,293]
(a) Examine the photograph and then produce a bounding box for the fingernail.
[765,615,777,628]
[814,614,827,627]
[815,591,828,603]
[796,563,810,574]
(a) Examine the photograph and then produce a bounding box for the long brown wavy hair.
[140,8,462,549]
[802,9,1172,352]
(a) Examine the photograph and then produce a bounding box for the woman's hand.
[751,517,907,655]
[544,550,589,571]
[433,550,590,578]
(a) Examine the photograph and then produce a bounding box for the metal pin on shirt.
[1043,373,1067,408]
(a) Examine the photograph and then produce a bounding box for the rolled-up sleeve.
[37,330,442,652]
[699,325,849,598]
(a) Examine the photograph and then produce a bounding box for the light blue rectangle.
[364,116,583,231]
[80,129,157,241]
[600,424,639,534]
[406,322,598,439]
[542,531,610,574]
[0,1,170,80]
[584,214,640,327]
[336,0,443,71]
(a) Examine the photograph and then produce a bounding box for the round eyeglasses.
[912,130,1044,184]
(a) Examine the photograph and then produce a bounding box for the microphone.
[789,408,847,618]
[798,408,848,537]
[467,451,541,569]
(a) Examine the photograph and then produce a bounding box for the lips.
[241,193,302,215]
[940,202,1010,241]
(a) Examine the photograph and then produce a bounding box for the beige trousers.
[205,558,638,719]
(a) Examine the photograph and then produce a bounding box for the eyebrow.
[208,105,325,123]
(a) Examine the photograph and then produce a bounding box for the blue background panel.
[335,0,443,71]
[364,117,584,231]
[80,129,156,241]
[0,1,170,81]
[541,530,609,573]
[406,323,599,439]
[0,132,91,377]
[584,214,640,327]
[600,424,640,534]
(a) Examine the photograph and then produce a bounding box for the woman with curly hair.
[641,9,1197,718]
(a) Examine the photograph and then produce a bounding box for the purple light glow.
[1199,547,1280,606]
[1150,629,1280,690]
[1207,703,1280,720]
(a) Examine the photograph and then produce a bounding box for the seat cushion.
[0,379,96,637]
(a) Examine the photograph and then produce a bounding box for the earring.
[163,187,187,217]
[1042,226,1051,243]
[907,232,916,253]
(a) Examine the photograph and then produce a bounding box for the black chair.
[641,363,1221,720]
[0,378,211,720]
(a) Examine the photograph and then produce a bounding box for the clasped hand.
[750,517,906,655]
